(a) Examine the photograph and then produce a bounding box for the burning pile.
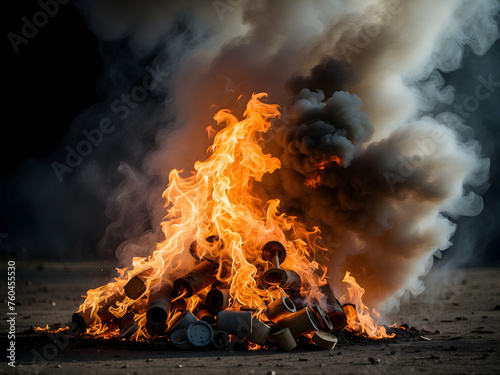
[71,93,394,351]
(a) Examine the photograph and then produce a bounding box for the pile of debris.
[72,240,347,351]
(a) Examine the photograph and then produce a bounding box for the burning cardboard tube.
[277,307,319,338]
[260,269,301,290]
[265,296,296,322]
[321,284,347,331]
[146,282,174,326]
[119,320,139,340]
[260,241,301,291]
[173,261,218,298]
[167,310,199,335]
[311,330,338,350]
[72,294,123,333]
[265,322,283,344]
[248,318,271,346]
[212,329,230,349]
[205,288,231,315]
[124,275,147,300]
[217,310,253,338]
[260,241,285,288]
[271,328,297,351]
[281,269,301,290]
[313,304,333,332]
[196,308,216,325]
[262,241,286,268]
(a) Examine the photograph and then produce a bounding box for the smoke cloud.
[73,0,499,313]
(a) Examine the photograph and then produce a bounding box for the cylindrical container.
[313,304,333,332]
[266,296,296,322]
[211,329,230,349]
[217,310,253,338]
[329,307,347,331]
[173,261,218,298]
[281,270,301,291]
[247,318,271,346]
[260,268,287,289]
[277,307,319,338]
[170,328,192,350]
[167,310,199,335]
[271,328,296,351]
[124,275,147,300]
[321,283,347,331]
[265,322,283,344]
[146,282,174,326]
[205,288,231,315]
[261,241,286,267]
[260,269,301,291]
[119,320,139,340]
[186,320,214,347]
[311,330,338,350]
[196,308,216,325]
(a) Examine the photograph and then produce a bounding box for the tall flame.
[340,272,395,339]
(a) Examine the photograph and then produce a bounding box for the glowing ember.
[304,156,342,188]
[34,325,69,334]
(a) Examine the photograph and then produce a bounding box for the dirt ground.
[1,261,499,374]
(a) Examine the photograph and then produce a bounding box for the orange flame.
[74,93,393,342]
[340,272,395,339]
[76,93,328,338]
[34,325,69,334]
[305,156,341,188]
[34,324,49,332]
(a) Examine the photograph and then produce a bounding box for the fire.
[73,93,393,343]
[305,156,342,188]
[34,324,49,332]
[34,325,69,334]
[340,272,395,339]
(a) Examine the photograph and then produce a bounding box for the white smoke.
[75,0,499,313]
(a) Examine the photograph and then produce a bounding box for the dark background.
[2,2,499,265]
